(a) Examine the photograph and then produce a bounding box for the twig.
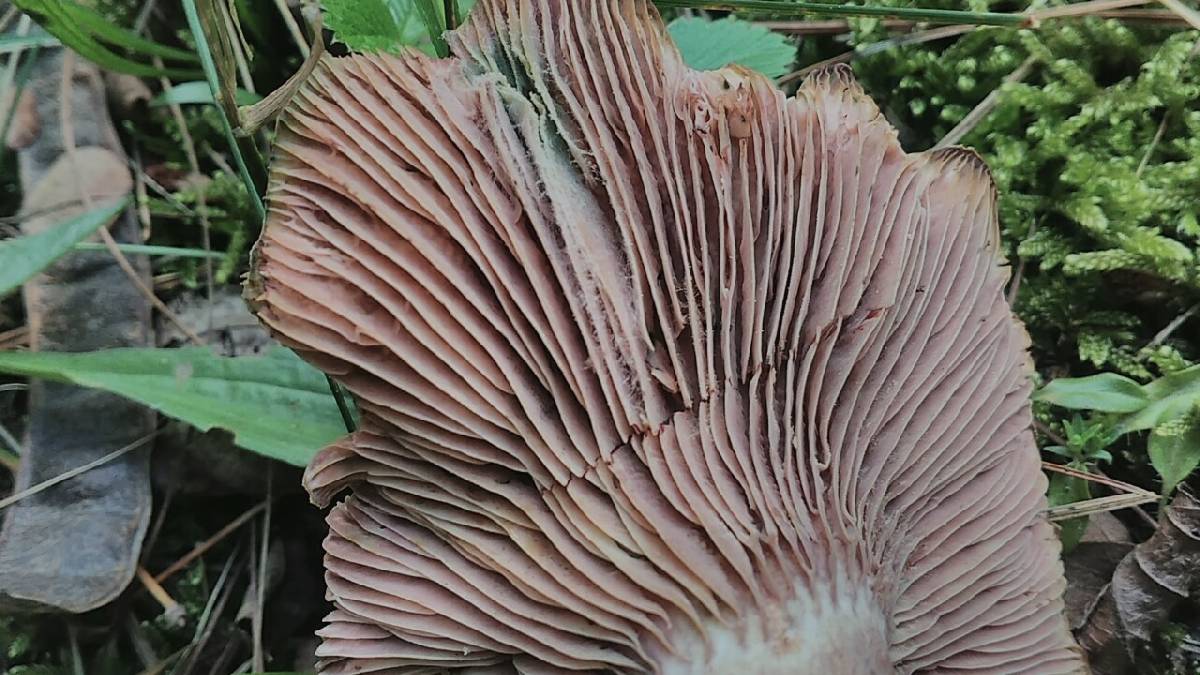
[0,420,22,463]
[760,9,1193,33]
[936,55,1037,149]
[779,24,976,86]
[220,2,256,95]
[0,15,33,139]
[57,51,206,346]
[1145,302,1200,350]
[1046,492,1160,521]
[0,433,156,511]
[0,325,28,349]
[1026,0,1155,23]
[252,467,272,672]
[1156,0,1200,29]
[1136,37,1200,177]
[272,0,310,57]
[1041,461,1157,497]
[96,228,207,344]
[1033,418,1068,446]
[0,6,18,34]
[172,544,243,675]
[153,499,268,583]
[153,57,215,334]
[131,144,154,240]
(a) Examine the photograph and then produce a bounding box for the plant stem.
[652,0,1027,26]
[181,0,266,222]
[327,375,357,432]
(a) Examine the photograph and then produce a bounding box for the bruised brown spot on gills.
[248,1,1084,673]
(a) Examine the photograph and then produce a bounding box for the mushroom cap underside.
[247,1,1084,672]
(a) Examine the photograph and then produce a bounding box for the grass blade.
[13,0,201,77]
[182,0,267,221]
[0,196,129,296]
[0,347,347,465]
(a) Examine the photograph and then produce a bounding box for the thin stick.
[153,499,268,583]
[1047,492,1160,521]
[0,420,22,463]
[779,24,975,86]
[0,6,18,34]
[0,433,155,511]
[57,51,206,346]
[220,1,256,94]
[272,0,310,57]
[0,326,27,349]
[936,55,1037,149]
[96,228,207,344]
[252,467,272,672]
[153,57,215,334]
[1027,0,1154,22]
[1136,38,1200,176]
[761,9,1191,33]
[131,145,153,240]
[172,545,243,675]
[1041,461,1157,497]
[1145,302,1200,350]
[1157,0,1200,29]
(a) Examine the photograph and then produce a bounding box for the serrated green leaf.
[322,0,473,56]
[0,196,129,297]
[322,0,407,53]
[667,16,796,79]
[1148,414,1200,495]
[0,347,346,466]
[1033,372,1151,413]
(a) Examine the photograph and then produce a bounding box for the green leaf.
[150,81,263,107]
[321,0,474,56]
[411,0,448,57]
[322,0,407,53]
[0,347,346,466]
[12,0,200,78]
[1116,363,1200,433]
[1033,372,1151,413]
[1148,414,1200,495]
[1047,471,1090,553]
[0,197,129,297]
[71,242,225,258]
[667,16,796,78]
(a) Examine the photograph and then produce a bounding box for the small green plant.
[1036,366,1200,495]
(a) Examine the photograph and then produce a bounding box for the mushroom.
[247,0,1084,672]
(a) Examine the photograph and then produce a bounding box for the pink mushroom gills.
[246,0,1085,672]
